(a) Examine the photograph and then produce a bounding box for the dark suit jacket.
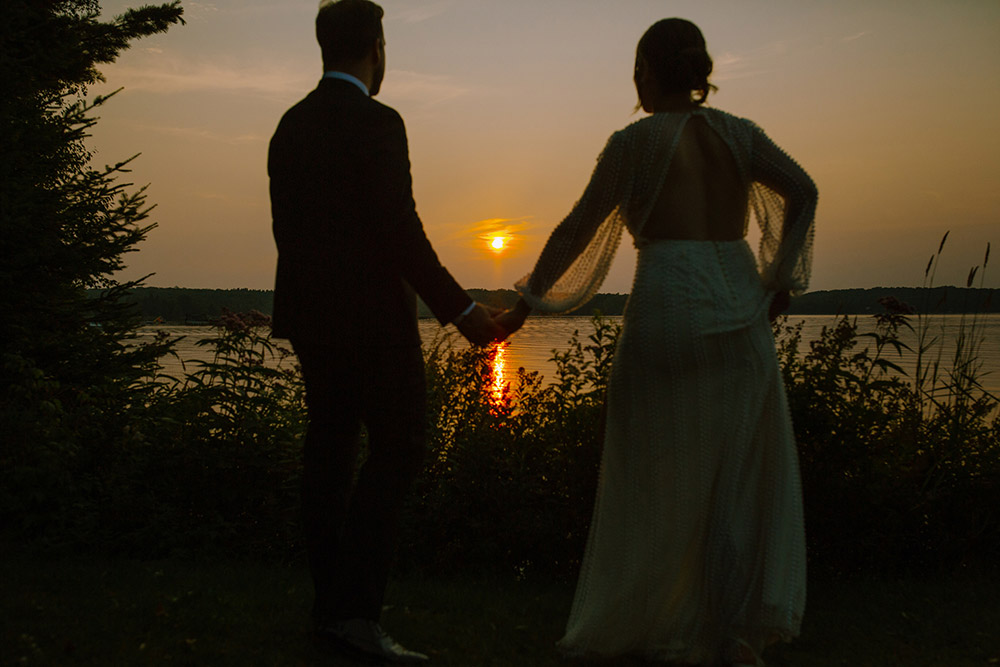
[268,77,472,347]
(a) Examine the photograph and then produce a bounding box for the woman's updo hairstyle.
[636,18,716,105]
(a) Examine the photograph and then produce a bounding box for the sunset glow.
[88,0,999,292]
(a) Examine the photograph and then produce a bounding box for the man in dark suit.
[268,1,504,662]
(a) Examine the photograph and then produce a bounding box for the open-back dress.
[515,108,817,665]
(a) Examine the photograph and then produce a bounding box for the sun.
[490,236,505,251]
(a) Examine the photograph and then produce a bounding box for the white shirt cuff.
[452,301,476,324]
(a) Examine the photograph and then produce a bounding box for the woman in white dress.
[495,18,817,667]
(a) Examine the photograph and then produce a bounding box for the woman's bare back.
[642,115,747,241]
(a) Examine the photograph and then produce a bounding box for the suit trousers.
[292,341,427,622]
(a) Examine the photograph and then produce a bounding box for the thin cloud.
[469,216,532,233]
[184,1,219,21]
[843,31,868,42]
[712,52,746,79]
[446,216,533,243]
[712,41,789,82]
[712,52,768,82]
[195,191,230,201]
[388,1,457,24]
[921,189,943,202]
[99,52,473,107]
[135,123,265,146]
[381,69,473,107]
[97,56,314,99]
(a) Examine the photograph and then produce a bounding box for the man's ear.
[371,38,384,66]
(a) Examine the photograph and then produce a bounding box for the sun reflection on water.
[489,342,508,406]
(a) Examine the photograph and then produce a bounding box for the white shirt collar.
[322,71,369,96]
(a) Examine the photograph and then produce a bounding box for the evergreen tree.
[1,0,184,542]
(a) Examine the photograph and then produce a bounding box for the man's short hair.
[316,0,384,68]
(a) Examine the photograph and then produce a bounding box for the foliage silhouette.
[1,0,184,548]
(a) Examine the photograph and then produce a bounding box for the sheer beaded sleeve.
[516,111,817,309]
[748,122,818,295]
[515,132,632,313]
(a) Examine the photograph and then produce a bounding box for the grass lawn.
[2,557,998,666]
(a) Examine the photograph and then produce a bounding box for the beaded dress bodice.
[516,108,817,312]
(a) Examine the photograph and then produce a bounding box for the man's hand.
[481,304,503,318]
[769,290,790,322]
[455,302,506,346]
[493,298,531,337]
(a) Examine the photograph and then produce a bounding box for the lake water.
[137,313,1000,398]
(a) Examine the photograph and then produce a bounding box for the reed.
[914,233,995,419]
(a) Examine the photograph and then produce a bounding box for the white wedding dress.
[516,108,817,664]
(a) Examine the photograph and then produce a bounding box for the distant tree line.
[113,287,634,322]
[118,286,998,323]
[788,287,997,315]
[113,287,274,323]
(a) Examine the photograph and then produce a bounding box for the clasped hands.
[457,290,789,346]
[454,299,531,347]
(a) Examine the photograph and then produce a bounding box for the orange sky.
[90,0,1000,293]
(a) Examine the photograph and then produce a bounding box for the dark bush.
[0,0,184,551]
[3,308,996,577]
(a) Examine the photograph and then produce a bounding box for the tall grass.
[775,237,997,572]
[914,234,995,421]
